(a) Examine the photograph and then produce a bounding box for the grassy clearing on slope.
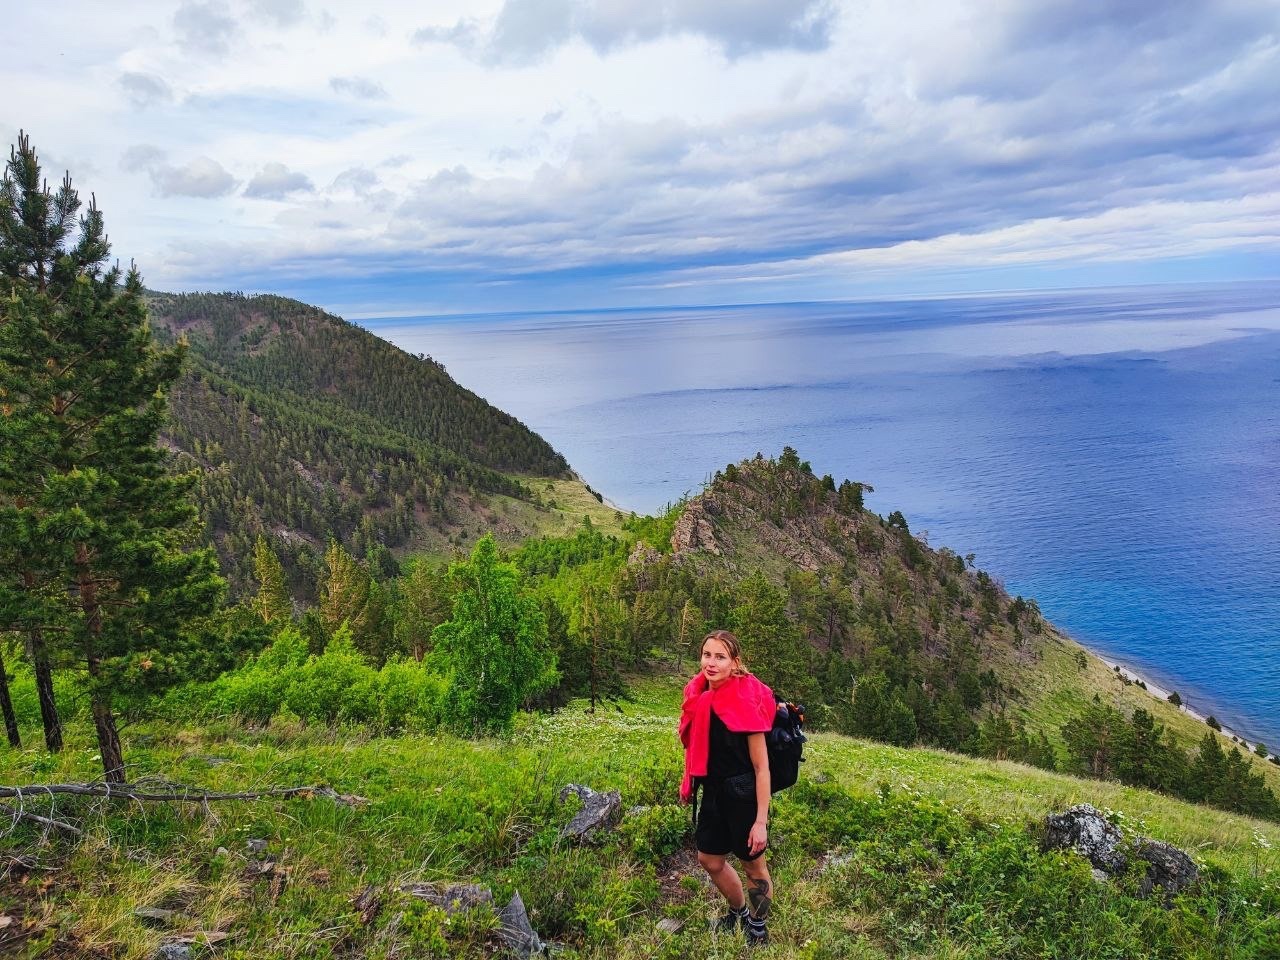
[0,685,1277,959]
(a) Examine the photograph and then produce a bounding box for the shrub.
[617,804,690,861]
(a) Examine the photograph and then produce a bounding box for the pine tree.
[730,572,813,704]
[319,539,371,647]
[252,534,292,626]
[398,558,450,661]
[576,581,627,712]
[0,133,223,781]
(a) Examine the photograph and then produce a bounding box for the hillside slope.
[145,292,613,596]
[663,452,1278,788]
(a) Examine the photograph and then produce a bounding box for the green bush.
[618,803,690,861]
[172,623,448,732]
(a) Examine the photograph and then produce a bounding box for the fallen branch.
[0,802,83,837]
[0,782,366,806]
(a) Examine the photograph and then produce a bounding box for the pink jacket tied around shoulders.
[678,671,775,802]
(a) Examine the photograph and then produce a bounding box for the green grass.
[1,679,1277,959]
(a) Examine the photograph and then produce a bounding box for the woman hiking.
[679,629,776,946]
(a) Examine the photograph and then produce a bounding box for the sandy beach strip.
[1094,651,1274,760]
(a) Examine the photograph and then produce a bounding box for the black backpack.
[766,699,806,792]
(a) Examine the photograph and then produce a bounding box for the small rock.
[558,784,622,843]
[1134,838,1199,898]
[134,907,176,924]
[498,890,545,957]
[352,884,382,925]
[625,805,651,818]
[246,838,267,854]
[154,946,191,960]
[656,917,684,935]
[201,756,232,767]
[243,859,276,879]
[400,882,494,915]
[1090,868,1109,884]
[214,847,229,857]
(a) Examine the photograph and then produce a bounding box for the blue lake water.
[368,283,1280,747]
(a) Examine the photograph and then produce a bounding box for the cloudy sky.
[8,0,1279,316]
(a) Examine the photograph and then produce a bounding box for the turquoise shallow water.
[370,283,1280,747]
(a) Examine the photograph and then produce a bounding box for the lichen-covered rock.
[1043,804,1127,874]
[1043,805,1199,900]
[558,783,622,843]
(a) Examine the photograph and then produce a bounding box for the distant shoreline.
[1090,648,1274,760]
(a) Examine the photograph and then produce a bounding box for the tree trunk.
[20,572,63,751]
[89,693,125,783]
[28,630,62,752]
[0,649,20,748]
[75,542,125,784]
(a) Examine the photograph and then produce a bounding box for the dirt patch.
[655,847,709,907]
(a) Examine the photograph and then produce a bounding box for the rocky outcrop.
[628,541,661,567]
[1042,804,1198,899]
[670,499,722,556]
[558,783,622,843]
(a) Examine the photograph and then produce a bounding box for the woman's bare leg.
[698,851,747,909]
[742,856,772,918]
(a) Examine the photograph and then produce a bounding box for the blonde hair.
[701,629,748,676]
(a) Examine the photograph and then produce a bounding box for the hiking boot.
[745,921,769,947]
[713,905,748,933]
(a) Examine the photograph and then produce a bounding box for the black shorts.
[695,779,764,861]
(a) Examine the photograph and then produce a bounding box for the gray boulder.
[498,890,546,957]
[1043,804,1198,899]
[1134,838,1199,898]
[1043,804,1127,874]
[558,784,622,843]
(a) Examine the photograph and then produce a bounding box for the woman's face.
[700,639,739,688]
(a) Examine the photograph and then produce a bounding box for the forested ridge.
[145,291,573,597]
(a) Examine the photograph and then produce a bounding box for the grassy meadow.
[1,674,1277,960]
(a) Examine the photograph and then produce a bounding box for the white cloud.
[7,0,1279,309]
[173,0,239,57]
[415,0,836,63]
[329,75,389,100]
[249,0,306,27]
[122,145,238,198]
[244,162,314,199]
[119,71,172,107]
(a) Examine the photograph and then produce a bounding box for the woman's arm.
[746,732,770,855]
